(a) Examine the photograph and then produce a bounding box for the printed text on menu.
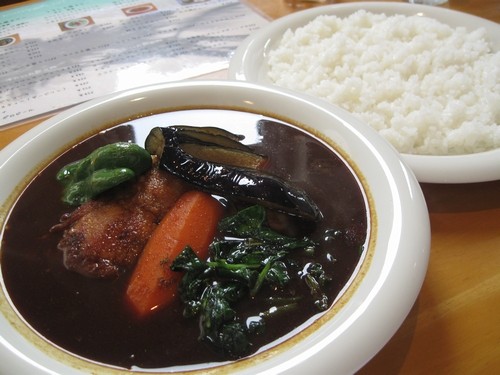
[0,0,268,127]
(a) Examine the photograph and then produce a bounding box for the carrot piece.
[125,190,224,318]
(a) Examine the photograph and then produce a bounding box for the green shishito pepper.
[56,142,152,206]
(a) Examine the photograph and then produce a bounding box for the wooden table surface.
[1,1,499,374]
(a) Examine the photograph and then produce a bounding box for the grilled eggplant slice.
[145,126,321,221]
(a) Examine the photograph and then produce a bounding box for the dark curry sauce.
[1,110,368,369]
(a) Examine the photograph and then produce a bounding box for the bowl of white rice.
[229,2,500,183]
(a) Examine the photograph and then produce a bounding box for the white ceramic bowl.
[0,81,430,374]
[228,2,500,184]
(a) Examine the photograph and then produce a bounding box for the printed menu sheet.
[0,0,268,127]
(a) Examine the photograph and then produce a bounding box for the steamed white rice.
[267,10,500,155]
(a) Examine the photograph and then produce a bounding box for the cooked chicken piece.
[51,167,188,278]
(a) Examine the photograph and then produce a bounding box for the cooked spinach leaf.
[170,205,330,358]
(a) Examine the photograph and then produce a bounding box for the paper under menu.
[0,0,268,127]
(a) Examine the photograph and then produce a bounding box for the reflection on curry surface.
[1,110,368,369]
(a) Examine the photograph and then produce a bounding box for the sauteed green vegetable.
[56,142,152,205]
[171,205,330,357]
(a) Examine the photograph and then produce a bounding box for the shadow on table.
[420,180,500,213]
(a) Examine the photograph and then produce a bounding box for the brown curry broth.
[1,111,367,369]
